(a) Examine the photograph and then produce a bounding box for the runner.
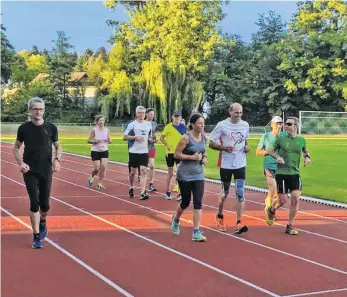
[160,111,185,200]
[125,118,140,181]
[266,117,311,235]
[256,116,283,213]
[146,108,158,192]
[13,97,62,248]
[87,115,111,190]
[171,113,207,241]
[209,102,250,234]
[123,106,152,200]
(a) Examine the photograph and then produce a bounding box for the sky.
[2,1,299,54]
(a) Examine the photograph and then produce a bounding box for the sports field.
[1,133,346,204]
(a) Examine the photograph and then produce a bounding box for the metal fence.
[1,122,268,134]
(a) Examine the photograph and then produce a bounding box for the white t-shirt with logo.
[210,119,249,169]
[124,120,152,154]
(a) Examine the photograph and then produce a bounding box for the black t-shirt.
[17,121,58,174]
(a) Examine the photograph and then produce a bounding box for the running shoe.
[149,184,157,192]
[216,215,226,232]
[165,192,172,200]
[285,224,299,235]
[129,187,134,199]
[176,193,182,201]
[171,216,180,235]
[192,230,206,242]
[233,224,248,235]
[39,220,48,240]
[32,237,43,249]
[266,207,276,226]
[97,183,105,190]
[140,191,149,200]
[88,176,94,186]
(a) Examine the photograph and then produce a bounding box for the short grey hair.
[28,97,45,110]
[136,106,146,112]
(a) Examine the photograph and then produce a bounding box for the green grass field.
[1,133,346,204]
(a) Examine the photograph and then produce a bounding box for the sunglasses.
[285,122,294,126]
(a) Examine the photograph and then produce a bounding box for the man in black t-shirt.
[13,97,62,249]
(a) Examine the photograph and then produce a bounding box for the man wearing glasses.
[256,116,284,215]
[13,97,62,248]
[266,117,311,235]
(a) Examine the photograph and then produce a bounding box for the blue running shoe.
[97,183,105,190]
[171,216,180,235]
[32,237,43,249]
[192,229,206,242]
[39,221,48,240]
[88,176,94,186]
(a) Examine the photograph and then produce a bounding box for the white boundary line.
[53,159,347,244]
[2,152,347,241]
[58,153,347,225]
[63,151,347,209]
[2,160,347,277]
[0,206,134,297]
[282,287,347,297]
[1,174,281,297]
[1,141,346,209]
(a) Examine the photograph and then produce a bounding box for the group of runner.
[13,97,311,248]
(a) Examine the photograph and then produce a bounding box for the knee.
[30,204,40,213]
[94,166,100,173]
[180,199,190,210]
[235,179,245,202]
[100,165,106,172]
[193,199,202,210]
[140,167,147,175]
[149,163,155,170]
[220,182,230,200]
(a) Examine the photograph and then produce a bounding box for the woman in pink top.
[87,115,111,189]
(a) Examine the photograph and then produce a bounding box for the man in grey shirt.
[146,108,158,192]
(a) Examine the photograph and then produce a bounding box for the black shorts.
[129,153,149,168]
[166,153,180,168]
[276,174,302,194]
[91,150,109,161]
[220,167,246,182]
[23,171,52,213]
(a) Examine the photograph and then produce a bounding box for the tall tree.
[277,0,347,113]
[1,25,16,84]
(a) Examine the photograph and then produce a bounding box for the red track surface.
[1,143,347,297]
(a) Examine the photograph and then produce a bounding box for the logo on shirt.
[230,131,245,145]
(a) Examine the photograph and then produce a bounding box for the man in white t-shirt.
[209,103,251,234]
[123,106,152,200]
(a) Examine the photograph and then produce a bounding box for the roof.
[33,72,88,82]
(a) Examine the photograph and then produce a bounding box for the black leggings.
[128,164,140,175]
[23,171,52,213]
[177,180,204,210]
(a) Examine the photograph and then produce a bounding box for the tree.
[49,31,77,119]
[277,0,347,113]
[105,0,224,122]
[1,25,16,84]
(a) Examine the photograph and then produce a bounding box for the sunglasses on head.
[285,122,294,126]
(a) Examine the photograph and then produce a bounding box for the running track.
[1,143,347,297]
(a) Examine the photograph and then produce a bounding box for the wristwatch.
[55,157,61,162]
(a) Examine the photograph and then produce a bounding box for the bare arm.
[160,134,171,150]
[256,148,267,156]
[174,135,202,161]
[123,134,138,141]
[13,140,24,166]
[87,130,95,144]
[52,141,62,172]
[108,130,112,144]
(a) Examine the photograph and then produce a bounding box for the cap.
[271,116,283,123]
[173,111,181,116]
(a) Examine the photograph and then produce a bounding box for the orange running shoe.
[216,215,226,232]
